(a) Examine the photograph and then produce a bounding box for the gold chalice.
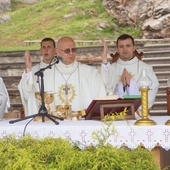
[35,92,54,113]
[44,92,54,113]
[35,92,54,122]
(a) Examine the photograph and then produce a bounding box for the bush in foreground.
[0,136,158,170]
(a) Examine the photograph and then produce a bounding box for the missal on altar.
[85,95,141,120]
[94,95,120,100]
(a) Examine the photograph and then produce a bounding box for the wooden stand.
[85,98,141,120]
[100,103,135,120]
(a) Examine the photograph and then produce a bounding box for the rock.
[0,14,10,24]
[103,0,170,38]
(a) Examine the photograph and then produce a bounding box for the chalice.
[35,92,54,113]
[44,92,54,113]
[35,92,54,121]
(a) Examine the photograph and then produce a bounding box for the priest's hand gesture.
[122,68,131,87]
[24,50,32,73]
[101,38,108,64]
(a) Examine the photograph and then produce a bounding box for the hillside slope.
[0,0,140,50]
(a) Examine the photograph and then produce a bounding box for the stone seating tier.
[0,44,170,117]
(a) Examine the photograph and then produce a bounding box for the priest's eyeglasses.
[59,48,77,54]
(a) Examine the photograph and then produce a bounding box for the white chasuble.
[19,60,106,116]
[101,57,159,109]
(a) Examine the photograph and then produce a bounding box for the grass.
[0,0,141,51]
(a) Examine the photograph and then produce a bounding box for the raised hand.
[100,38,108,63]
[24,50,32,73]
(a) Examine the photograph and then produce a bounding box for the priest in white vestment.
[0,77,10,119]
[100,34,159,110]
[18,37,106,116]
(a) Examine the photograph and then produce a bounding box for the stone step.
[0,47,170,63]
[144,44,170,52]
[149,109,167,115]
[8,103,23,113]
[0,63,39,77]
[143,50,170,58]
[2,76,21,89]
[0,50,41,58]
[157,79,169,86]
[8,89,21,103]
[0,63,170,78]
[152,102,167,111]
[152,65,170,71]
[155,71,170,80]
[157,86,167,94]
[143,56,170,61]
[155,93,167,102]
[143,57,170,65]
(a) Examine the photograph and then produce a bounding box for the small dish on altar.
[70,111,83,121]
[55,105,71,119]
[70,111,79,121]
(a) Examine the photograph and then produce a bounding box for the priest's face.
[57,37,76,65]
[116,38,136,61]
[40,40,56,63]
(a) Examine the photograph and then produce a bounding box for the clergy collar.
[56,60,79,75]
[117,56,139,65]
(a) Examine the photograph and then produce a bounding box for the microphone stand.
[9,58,64,125]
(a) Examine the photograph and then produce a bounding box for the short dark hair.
[41,38,56,48]
[116,34,135,47]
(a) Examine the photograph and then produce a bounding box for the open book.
[94,95,120,100]
[85,95,141,120]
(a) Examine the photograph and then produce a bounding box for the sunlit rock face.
[103,0,170,38]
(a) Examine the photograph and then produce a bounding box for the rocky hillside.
[103,0,170,39]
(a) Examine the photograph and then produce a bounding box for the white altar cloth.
[1,116,170,150]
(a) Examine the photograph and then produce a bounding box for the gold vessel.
[34,92,54,121]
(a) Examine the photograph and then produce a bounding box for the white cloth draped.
[18,60,106,116]
[101,57,159,109]
[1,116,170,151]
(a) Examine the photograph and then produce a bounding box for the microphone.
[54,56,64,63]
[34,56,63,76]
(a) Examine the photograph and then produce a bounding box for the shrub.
[0,136,159,170]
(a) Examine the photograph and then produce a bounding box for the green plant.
[0,135,158,170]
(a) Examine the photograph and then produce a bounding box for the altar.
[1,116,170,169]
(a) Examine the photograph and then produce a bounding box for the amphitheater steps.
[0,43,170,116]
